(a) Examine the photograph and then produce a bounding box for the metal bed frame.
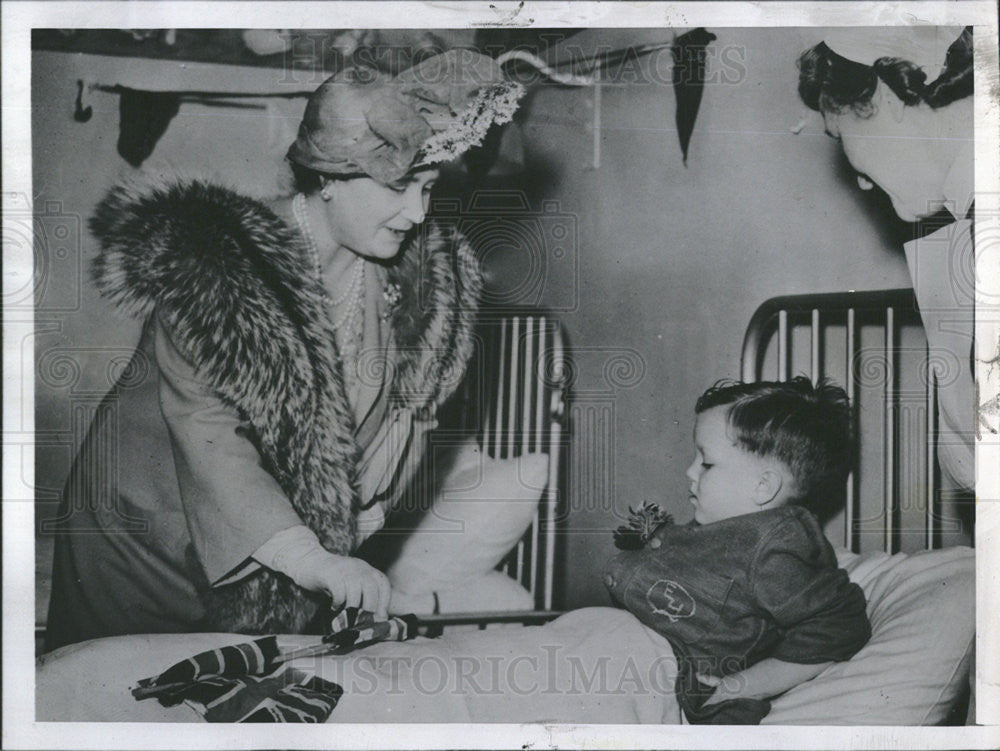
[417,308,569,628]
[482,312,567,611]
[740,287,953,554]
[433,287,952,628]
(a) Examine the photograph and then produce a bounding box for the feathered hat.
[287,49,525,183]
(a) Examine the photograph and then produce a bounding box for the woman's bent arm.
[154,314,306,583]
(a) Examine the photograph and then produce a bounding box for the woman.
[45,50,524,649]
[797,26,982,491]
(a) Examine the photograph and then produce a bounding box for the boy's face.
[685,406,779,525]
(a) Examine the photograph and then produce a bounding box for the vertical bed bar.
[544,326,564,611]
[482,333,493,453]
[524,317,539,597]
[811,309,821,383]
[493,318,508,459]
[530,319,547,602]
[845,307,856,552]
[536,318,547,452]
[523,317,535,452]
[778,310,789,381]
[494,319,510,576]
[925,344,936,549]
[508,317,520,460]
[884,307,896,553]
[513,317,526,585]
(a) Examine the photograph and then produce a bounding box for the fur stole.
[89,178,481,633]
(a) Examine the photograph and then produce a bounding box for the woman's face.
[328,168,439,260]
[823,101,949,223]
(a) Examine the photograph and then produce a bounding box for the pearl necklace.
[331,260,365,346]
[292,193,366,355]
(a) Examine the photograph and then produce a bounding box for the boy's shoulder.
[749,506,839,578]
[756,505,824,539]
[656,507,826,569]
[692,505,823,547]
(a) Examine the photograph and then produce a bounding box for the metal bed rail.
[459,308,569,615]
[415,609,564,628]
[740,288,945,554]
[481,310,566,611]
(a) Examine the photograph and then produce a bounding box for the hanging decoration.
[495,42,671,170]
[71,34,693,170]
[79,83,313,168]
[116,88,181,167]
[73,79,92,122]
[671,27,717,165]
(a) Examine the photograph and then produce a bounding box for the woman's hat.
[287,49,524,183]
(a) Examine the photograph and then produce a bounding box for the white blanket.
[36,607,681,724]
[36,548,975,725]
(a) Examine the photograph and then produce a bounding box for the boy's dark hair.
[696,377,854,519]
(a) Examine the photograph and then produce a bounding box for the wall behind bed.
[512,28,942,609]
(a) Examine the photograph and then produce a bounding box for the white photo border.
[3,2,998,748]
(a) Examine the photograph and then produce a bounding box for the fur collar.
[90,177,481,633]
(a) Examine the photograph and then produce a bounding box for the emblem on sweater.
[646,579,696,623]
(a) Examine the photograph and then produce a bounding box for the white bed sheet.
[35,547,975,725]
[36,607,681,724]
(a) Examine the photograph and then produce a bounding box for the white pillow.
[765,545,974,725]
[390,570,535,615]
[386,440,549,602]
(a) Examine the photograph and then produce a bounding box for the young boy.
[604,377,871,725]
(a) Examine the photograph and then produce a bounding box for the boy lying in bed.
[605,377,871,724]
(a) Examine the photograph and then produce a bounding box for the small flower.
[382,281,402,309]
[614,501,673,550]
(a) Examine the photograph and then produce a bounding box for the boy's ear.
[754,468,784,507]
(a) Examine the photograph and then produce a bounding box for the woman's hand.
[253,526,391,620]
[294,551,392,621]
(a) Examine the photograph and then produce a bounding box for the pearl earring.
[320,180,333,202]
